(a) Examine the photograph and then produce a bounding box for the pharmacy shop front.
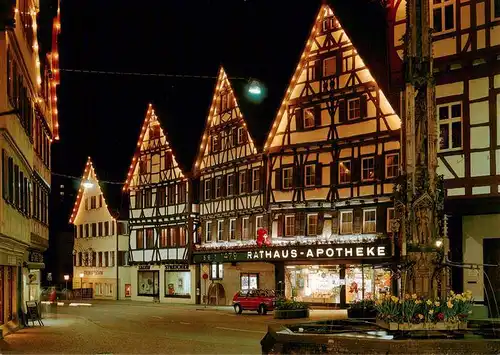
[192,241,393,307]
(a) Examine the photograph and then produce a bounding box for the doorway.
[483,239,500,317]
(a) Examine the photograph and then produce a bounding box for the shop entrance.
[208,282,226,305]
[483,239,500,317]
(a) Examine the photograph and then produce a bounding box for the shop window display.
[165,271,191,297]
[240,273,258,291]
[346,266,391,303]
[285,265,342,304]
[138,271,159,296]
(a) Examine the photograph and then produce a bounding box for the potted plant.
[347,299,376,319]
[374,290,473,331]
[274,298,310,319]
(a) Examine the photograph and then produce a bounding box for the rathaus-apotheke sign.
[192,242,391,264]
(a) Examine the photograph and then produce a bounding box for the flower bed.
[274,298,310,319]
[375,291,473,330]
[347,299,377,319]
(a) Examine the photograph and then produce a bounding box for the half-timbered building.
[191,67,268,305]
[262,4,401,306]
[124,105,197,303]
[70,157,130,299]
[387,0,500,311]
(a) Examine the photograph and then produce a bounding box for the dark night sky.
[46,0,388,218]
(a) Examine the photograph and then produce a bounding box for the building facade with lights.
[124,105,198,304]
[0,0,61,333]
[387,0,500,308]
[191,67,269,305]
[70,158,131,300]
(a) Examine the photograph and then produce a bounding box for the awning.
[25,262,45,270]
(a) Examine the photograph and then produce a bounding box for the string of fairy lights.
[52,171,124,185]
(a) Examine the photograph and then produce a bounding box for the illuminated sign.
[192,242,391,264]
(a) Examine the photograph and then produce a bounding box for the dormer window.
[322,17,335,32]
[303,108,315,129]
[237,127,245,145]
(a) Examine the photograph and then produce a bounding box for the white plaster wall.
[462,214,500,302]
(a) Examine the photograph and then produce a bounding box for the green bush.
[275,298,310,310]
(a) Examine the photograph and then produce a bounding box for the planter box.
[376,319,467,331]
[274,309,310,319]
[347,308,377,319]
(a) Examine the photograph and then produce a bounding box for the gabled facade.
[262,4,400,306]
[387,0,500,308]
[70,157,130,299]
[192,67,269,305]
[0,0,61,332]
[124,105,197,303]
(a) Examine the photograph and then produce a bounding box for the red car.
[232,289,276,315]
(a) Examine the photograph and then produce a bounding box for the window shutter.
[314,105,322,127]
[315,163,323,186]
[331,211,339,234]
[360,94,367,119]
[248,216,255,240]
[199,181,204,202]
[246,169,252,193]
[317,212,325,235]
[235,217,242,240]
[338,99,347,122]
[330,162,338,186]
[376,205,385,234]
[235,173,240,195]
[314,60,322,81]
[375,154,384,180]
[211,178,215,199]
[221,175,227,197]
[295,109,304,131]
[294,213,303,236]
[242,129,248,143]
[353,209,363,234]
[232,127,238,146]
[275,169,282,191]
[2,150,7,199]
[277,215,284,237]
[352,158,360,182]
[210,219,217,241]
[223,219,229,241]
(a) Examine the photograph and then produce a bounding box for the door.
[483,239,500,317]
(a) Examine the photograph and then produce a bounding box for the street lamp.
[79,272,84,300]
[64,275,70,300]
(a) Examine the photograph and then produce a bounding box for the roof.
[69,156,115,224]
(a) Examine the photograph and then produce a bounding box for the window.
[340,211,353,234]
[237,127,245,144]
[98,252,103,267]
[215,177,222,198]
[239,171,247,194]
[323,56,336,77]
[343,49,356,71]
[256,216,263,233]
[362,157,375,181]
[227,174,234,196]
[432,0,455,34]
[155,186,165,206]
[99,194,103,208]
[165,271,191,297]
[385,153,399,178]
[146,228,154,248]
[221,93,229,112]
[205,221,212,242]
[104,252,109,267]
[165,151,173,169]
[168,228,177,247]
[322,17,335,32]
[160,228,168,248]
[98,222,103,237]
[204,180,211,200]
[139,157,148,174]
[252,168,260,192]
[242,217,249,240]
[348,98,361,120]
[91,223,97,237]
[217,220,224,241]
[178,182,186,204]
[144,189,152,207]
[110,251,115,267]
[307,214,318,236]
[138,271,159,296]
[495,0,500,18]
[339,161,351,184]
[79,225,83,238]
[438,102,462,151]
[282,167,293,190]
[285,215,295,237]
[168,185,176,205]
[387,207,396,233]
[212,134,221,152]
[103,221,109,236]
[211,263,224,280]
[229,219,236,240]
[136,230,144,249]
[240,273,259,292]
[303,108,315,128]
[363,209,376,233]
[135,190,142,208]
[304,165,315,187]
[85,224,89,238]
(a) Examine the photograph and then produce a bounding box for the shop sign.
[138,265,151,270]
[84,270,103,276]
[193,242,391,264]
[29,250,44,263]
[164,263,189,271]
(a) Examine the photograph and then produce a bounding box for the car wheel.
[234,304,242,314]
[259,304,267,315]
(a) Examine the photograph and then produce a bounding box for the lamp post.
[79,272,84,300]
[64,275,70,300]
